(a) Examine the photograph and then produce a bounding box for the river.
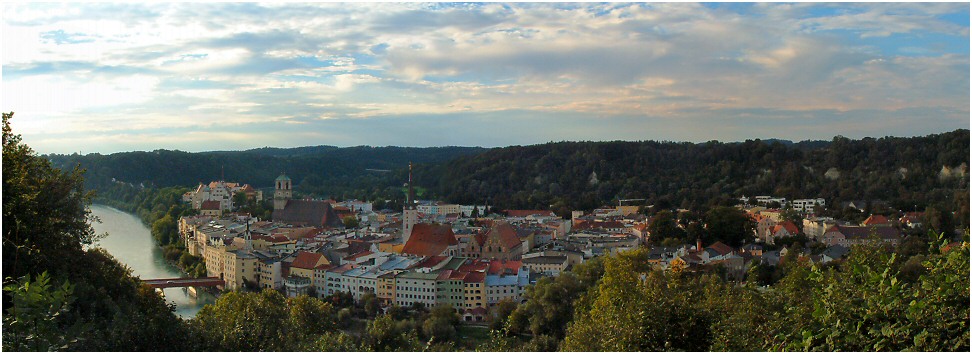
[88,204,216,318]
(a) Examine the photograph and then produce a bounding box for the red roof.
[505,210,555,218]
[463,271,485,283]
[201,200,221,210]
[482,221,521,249]
[402,224,458,257]
[487,260,522,275]
[706,241,735,256]
[863,214,891,225]
[777,221,800,235]
[411,255,449,269]
[291,251,325,270]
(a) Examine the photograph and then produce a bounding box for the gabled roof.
[778,221,800,234]
[863,214,891,226]
[272,200,343,228]
[291,251,328,269]
[201,200,221,210]
[706,241,735,256]
[482,221,521,249]
[402,224,458,257]
[487,260,522,275]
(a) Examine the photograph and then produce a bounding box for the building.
[223,250,259,291]
[401,223,460,257]
[521,255,569,276]
[821,225,902,247]
[791,198,825,213]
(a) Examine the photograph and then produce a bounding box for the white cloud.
[1,2,967,153]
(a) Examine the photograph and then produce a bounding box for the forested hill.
[46,130,969,222]
[421,129,969,219]
[45,146,486,199]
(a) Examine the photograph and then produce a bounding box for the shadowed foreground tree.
[2,112,194,351]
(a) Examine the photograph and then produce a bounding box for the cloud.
[1,2,967,154]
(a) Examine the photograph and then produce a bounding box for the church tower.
[402,163,418,243]
[274,173,292,210]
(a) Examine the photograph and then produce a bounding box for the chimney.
[696,238,703,252]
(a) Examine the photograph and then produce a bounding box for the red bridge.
[142,277,224,289]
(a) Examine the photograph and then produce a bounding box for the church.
[270,173,343,228]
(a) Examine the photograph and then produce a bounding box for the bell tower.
[274,173,292,210]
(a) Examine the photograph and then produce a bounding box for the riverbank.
[89,204,217,317]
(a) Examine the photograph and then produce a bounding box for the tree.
[232,191,247,211]
[648,210,685,243]
[2,272,85,351]
[3,113,194,351]
[342,215,360,229]
[704,206,756,247]
[488,299,518,331]
[423,305,460,343]
[192,290,291,351]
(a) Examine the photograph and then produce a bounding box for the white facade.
[792,198,826,213]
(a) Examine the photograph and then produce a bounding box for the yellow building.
[223,250,259,291]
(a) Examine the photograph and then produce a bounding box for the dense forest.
[48,130,969,227]
[426,130,969,221]
[46,145,486,203]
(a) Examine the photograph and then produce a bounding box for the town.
[175,165,940,323]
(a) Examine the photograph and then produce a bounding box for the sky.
[2,2,969,154]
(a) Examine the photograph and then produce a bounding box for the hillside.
[46,131,969,224]
[45,146,487,201]
[424,130,969,221]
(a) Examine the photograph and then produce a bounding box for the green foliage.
[432,131,968,214]
[3,112,98,281]
[507,256,605,340]
[704,206,756,247]
[3,113,194,351]
[192,290,338,351]
[422,304,461,343]
[364,314,423,351]
[560,240,969,351]
[648,209,685,243]
[342,215,360,229]
[2,272,85,351]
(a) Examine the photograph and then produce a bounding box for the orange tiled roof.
[863,214,891,225]
[402,224,458,257]
[291,251,325,269]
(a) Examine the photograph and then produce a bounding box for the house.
[754,214,777,243]
[899,212,924,229]
[820,245,850,263]
[740,243,764,257]
[401,223,460,257]
[821,225,901,247]
[862,214,891,226]
[200,200,222,217]
[768,221,800,243]
[521,255,568,276]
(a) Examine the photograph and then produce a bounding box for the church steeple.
[402,162,418,245]
[407,162,415,210]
